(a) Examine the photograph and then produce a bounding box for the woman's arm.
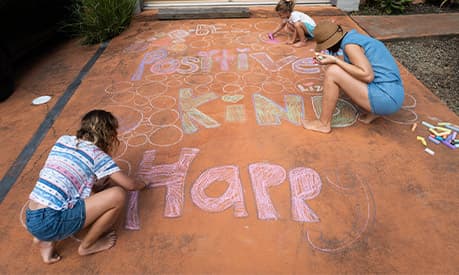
[109,171,146,191]
[317,44,374,83]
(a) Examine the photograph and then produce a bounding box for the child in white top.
[270,0,316,48]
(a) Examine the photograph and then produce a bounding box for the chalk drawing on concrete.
[266,45,296,56]
[133,95,151,107]
[191,165,249,217]
[230,22,252,32]
[292,57,321,74]
[105,105,144,135]
[109,88,136,103]
[222,94,244,103]
[254,21,280,32]
[295,79,324,94]
[149,95,177,110]
[190,40,211,49]
[312,96,358,128]
[242,85,261,94]
[223,83,243,94]
[184,74,214,86]
[125,148,200,230]
[248,163,286,220]
[145,74,168,83]
[137,82,168,97]
[306,173,375,253]
[226,104,246,122]
[237,34,260,46]
[148,125,184,147]
[382,94,418,125]
[253,93,304,126]
[250,53,297,72]
[150,58,180,75]
[250,44,265,52]
[215,72,240,83]
[195,85,211,95]
[124,41,150,53]
[289,168,322,222]
[126,133,149,147]
[242,71,267,85]
[262,81,285,94]
[169,43,188,53]
[166,79,183,87]
[178,88,220,134]
[105,81,134,95]
[236,48,250,71]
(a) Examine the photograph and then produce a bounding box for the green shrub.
[66,0,137,44]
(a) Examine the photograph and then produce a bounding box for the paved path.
[351,13,459,40]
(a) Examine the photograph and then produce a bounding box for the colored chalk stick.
[442,140,457,149]
[422,121,435,129]
[411,123,418,132]
[445,125,459,132]
[417,136,427,146]
[438,122,451,126]
[424,147,435,156]
[451,131,457,140]
[428,136,441,144]
[429,128,450,137]
[435,126,452,133]
[435,136,444,141]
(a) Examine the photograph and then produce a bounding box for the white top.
[286,11,316,27]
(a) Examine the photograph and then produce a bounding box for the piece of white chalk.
[421,121,435,129]
[424,147,435,156]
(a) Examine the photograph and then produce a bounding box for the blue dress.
[341,30,404,115]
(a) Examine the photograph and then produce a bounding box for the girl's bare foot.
[78,230,117,256]
[359,113,380,124]
[293,41,308,48]
[33,238,61,264]
[302,119,331,133]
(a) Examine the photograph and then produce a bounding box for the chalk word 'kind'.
[125,148,322,230]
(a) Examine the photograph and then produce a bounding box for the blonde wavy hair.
[275,0,296,13]
[76,110,119,154]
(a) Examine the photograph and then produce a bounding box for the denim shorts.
[26,199,86,241]
[368,81,404,115]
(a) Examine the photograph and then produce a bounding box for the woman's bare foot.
[33,238,61,264]
[302,119,331,133]
[293,41,308,47]
[78,230,117,256]
[359,113,380,124]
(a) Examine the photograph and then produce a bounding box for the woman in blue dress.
[303,21,404,133]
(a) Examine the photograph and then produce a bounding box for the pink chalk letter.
[289,167,322,222]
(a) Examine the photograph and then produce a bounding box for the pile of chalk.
[414,121,459,155]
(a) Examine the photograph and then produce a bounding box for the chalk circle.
[105,105,143,135]
[166,79,183,87]
[149,95,177,110]
[136,30,158,41]
[169,43,188,53]
[223,32,239,40]
[237,34,259,45]
[215,72,240,83]
[133,95,150,107]
[145,74,168,83]
[139,105,153,115]
[32,95,52,105]
[292,58,321,74]
[109,88,136,103]
[127,133,149,147]
[195,85,210,94]
[105,81,134,94]
[184,74,213,86]
[231,22,252,31]
[254,21,279,31]
[150,58,180,75]
[383,108,418,125]
[262,81,284,95]
[223,83,243,94]
[148,125,184,147]
[267,44,296,56]
[124,41,149,53]
[250,44,265,51]
[209,83,224,93]
[243,72,267,84]
[242,85,261,94]
[190,40,211,49]
[402,94,416,109]
[222,94,244,103]
[113,139,128,159]
[212,38,234,46]
[137,82,167,97]
[312,96,358,128]
[149,109,180,127]
[295,79,324,94]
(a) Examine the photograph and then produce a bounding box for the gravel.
[384,36,459,115]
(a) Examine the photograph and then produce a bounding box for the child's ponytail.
[275,0,296,13]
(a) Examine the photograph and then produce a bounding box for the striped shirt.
[29,135,120,210]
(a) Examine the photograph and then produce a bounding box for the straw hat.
[313,21,347,52]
